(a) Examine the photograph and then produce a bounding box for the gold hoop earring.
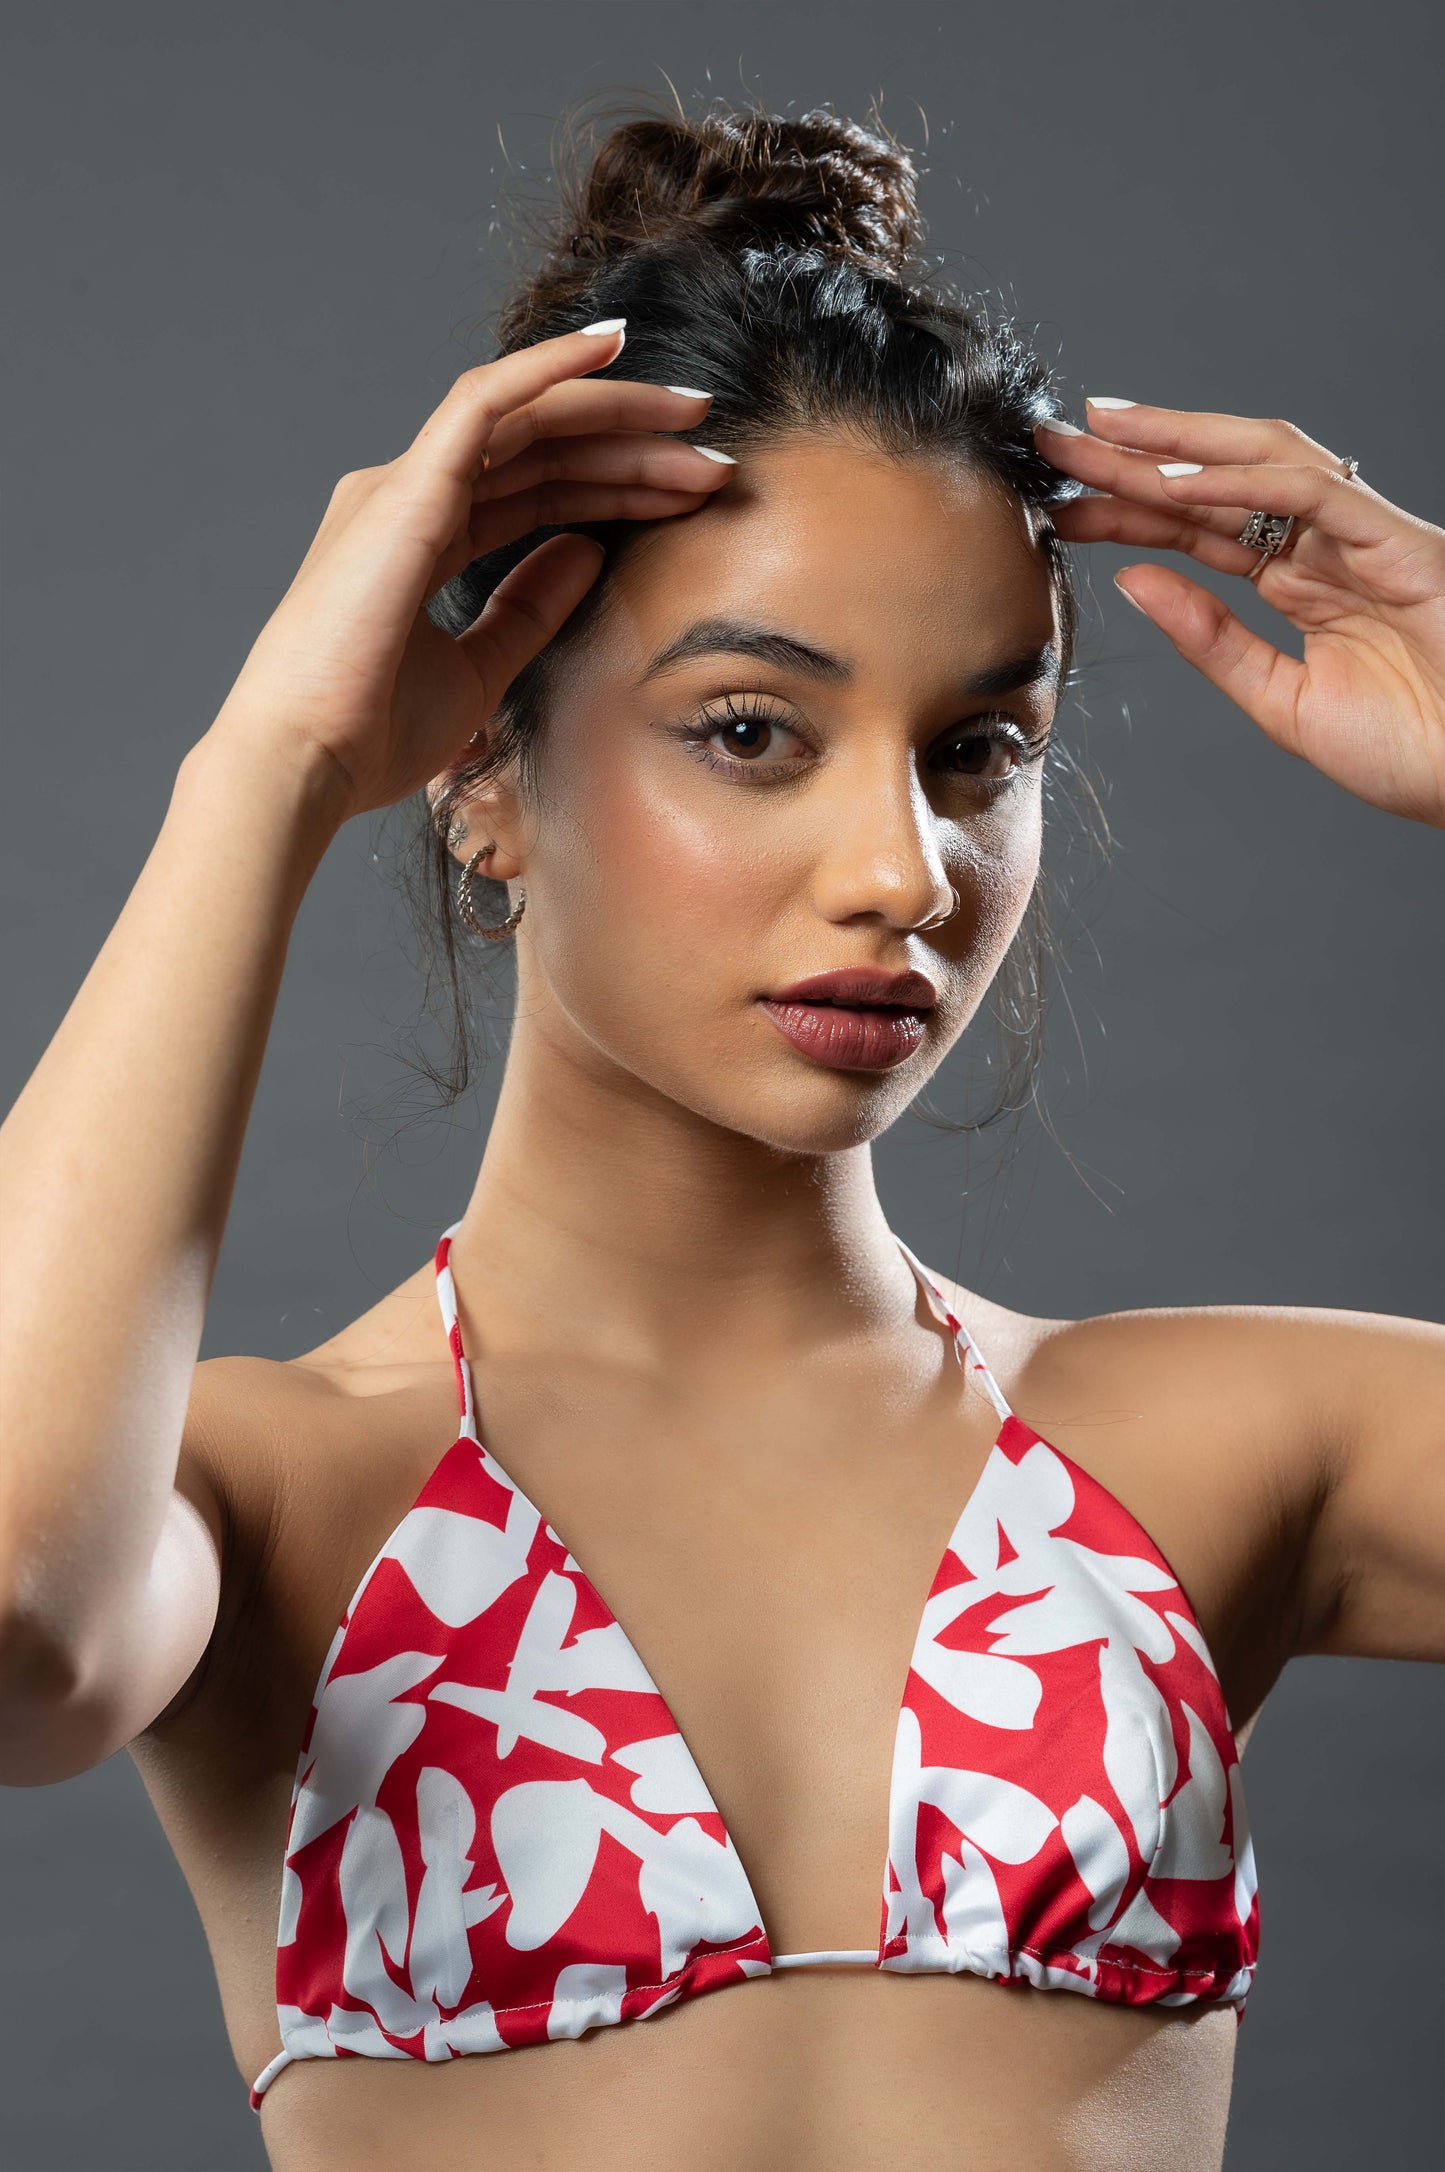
[457,842,526,941]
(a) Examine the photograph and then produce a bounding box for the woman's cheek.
[985,832,1041,953]
[949,812,1043,995]
[529,749,767,1050]
[964,799,1043,933]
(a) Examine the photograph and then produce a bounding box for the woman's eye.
[933,722,1045,785]
[711,712,781,759]
[672,703,1046,791]
[938,734,1015,778]
[678,698,808,780]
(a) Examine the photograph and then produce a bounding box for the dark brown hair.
[393,99,1099,1140]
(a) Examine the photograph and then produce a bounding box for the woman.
[1,102,1441,2172]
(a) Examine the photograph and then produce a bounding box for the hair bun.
[578,107,918,272]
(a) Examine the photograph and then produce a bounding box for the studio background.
[2,2,1441,2166]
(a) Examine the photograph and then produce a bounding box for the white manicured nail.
[693,446,737,464]
[666,385,712,399]
[579,317,627,336]
[1114,575,1151,616]
[1157,461,1203,477]
[1087,395,1137,409]
[1039,417,1086,435]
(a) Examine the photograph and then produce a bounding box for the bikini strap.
[434,1220,480,1441]
[892,1233,1015,1426]
[436,1219,1011,1437]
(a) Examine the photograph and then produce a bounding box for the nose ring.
[921,885,961,930]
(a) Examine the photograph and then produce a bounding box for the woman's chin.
[706,1053,935,1157]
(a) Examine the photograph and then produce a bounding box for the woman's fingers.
[412,339,719,487]
[483,379,714,467]
[1036,420,1254,540]
[403,322,631,488]
[468,481,716,557]
[389,333,721,570]
[1070,399,1339,470]
[1036,405,1402,555]
[453,532,606,699]
[1151,458,1398,548]
[478,431,735,505]
[1113,563,1308,755]
[1049,491,1263,577]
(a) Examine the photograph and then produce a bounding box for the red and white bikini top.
[250,1222,1259,2107]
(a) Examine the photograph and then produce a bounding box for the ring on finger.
[1238,507,1297,581]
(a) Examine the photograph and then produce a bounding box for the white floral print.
[249,1227,1259,2109]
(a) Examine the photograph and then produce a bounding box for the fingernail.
[1113,574,1151,615]
[1087,396,1137,409]
[692,446,737,464]
[1157,461,1202,477]
[1038,417,1086,436]
[579,317,627,337]
[666,385,713,399]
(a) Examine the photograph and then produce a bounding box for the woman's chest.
[259,1330,1264,1942]
[269,1349,1022,1945]
[148,1315,1278,2094]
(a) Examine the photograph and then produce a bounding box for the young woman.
[2,105,1441,2172]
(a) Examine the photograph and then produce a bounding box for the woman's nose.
[809,763,957,931]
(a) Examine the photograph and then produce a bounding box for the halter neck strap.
[433,1219,1015,1434]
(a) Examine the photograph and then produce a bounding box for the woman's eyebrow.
[962,644,1062,697]
[639,622,1061,699]
[640,618,850,683]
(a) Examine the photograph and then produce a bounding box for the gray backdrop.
[3,3,1441,2166]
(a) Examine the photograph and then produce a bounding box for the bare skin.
[3,326,1443,2172]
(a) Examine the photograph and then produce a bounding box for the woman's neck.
[444,1011,919,1375]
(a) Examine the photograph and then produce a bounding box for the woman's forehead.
[595,435,1058,685]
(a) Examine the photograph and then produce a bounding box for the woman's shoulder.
[920,1265,1429,1462]
[184,1252,444,1461]
[914,1269,1416,1702]
[146,1263,459,1739]
[926,1266,1439,1604]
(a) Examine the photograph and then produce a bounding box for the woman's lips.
[758,998,928,1072]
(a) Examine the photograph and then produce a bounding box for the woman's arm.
[0,326,731,1784]
[0,737,344,1784]
[1035,400,1445,1666]
[1291,1307,1445,1663]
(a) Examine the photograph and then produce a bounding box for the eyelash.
[669,693,1051,793]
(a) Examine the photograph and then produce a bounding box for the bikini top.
[250,1222,1259,2108]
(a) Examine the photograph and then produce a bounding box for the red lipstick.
[759,967,937,1073]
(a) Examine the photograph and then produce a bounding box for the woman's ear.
[425,703,528,873]
[429,765,527,883]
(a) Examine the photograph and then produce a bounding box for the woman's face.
[466,433,1062,1154]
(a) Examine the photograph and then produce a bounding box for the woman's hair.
[395,99,1096,1138]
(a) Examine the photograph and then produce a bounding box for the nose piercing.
[921,885,961,930]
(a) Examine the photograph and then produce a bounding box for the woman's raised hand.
[1035,404,1445,827]
[207,323,730,820]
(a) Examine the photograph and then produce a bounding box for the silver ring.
[1238,507,1298,582]
[1237,509,1296,555]
[1340,454,1360,482]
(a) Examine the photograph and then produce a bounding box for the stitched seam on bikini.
[257,1939,771,2091]
[894,1935,1249,1984]
[392,1931,773,2023]
[262,1929,772,2079]
[261,1933,1253,2082]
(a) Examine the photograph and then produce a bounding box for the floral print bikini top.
[250,1223,1259,2108]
